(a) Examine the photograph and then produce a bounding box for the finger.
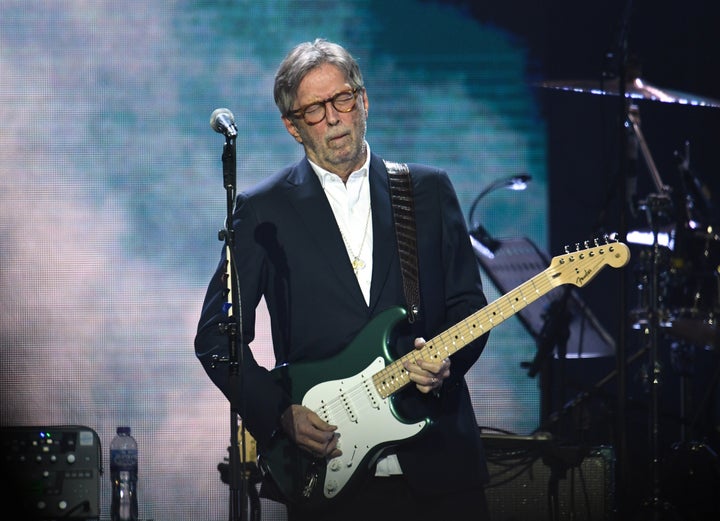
[307,412,337,433]
[310,432,341,458]
[419,357,451,376]
[301,421,338,449]
[415,359,443,375]
[299,431,334,455]
[439,359,451,379]
[403,361,429,385]
[406,366,439,389]
[324,432,341,457]
[286,407,339,451]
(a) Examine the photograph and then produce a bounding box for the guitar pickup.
[363,378,380,409]
[338,388,357,423]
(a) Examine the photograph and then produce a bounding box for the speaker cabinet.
[482,435,614,521]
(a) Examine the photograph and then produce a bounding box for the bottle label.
[111,449,138,470]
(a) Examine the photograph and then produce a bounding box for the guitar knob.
[329,458,342,472]
[325,479,338,494]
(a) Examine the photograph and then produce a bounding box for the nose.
[324,101,341,125]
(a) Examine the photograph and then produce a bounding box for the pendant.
[351,257,366,273]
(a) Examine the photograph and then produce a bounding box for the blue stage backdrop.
[0,1,547,519]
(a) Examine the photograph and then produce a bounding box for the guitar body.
[260,306,429,509]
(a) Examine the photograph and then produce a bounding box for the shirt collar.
[308,142,371,187]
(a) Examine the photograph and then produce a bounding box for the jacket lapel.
[367,155,396,312]
[283,155,398,312]
[285,159,368,307]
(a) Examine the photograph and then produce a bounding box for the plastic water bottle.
[110,426,139,521]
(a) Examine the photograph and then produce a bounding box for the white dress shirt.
[308,145,403,476]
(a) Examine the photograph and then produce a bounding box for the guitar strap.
[383,160,420,323]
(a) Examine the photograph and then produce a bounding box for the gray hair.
[273,38,364,116]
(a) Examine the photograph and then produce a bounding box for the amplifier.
[1,425,101,520]
[482,434,615,521]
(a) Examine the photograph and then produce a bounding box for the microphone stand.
[214,132,251,521]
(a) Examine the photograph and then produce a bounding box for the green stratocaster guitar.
[259,240,630,510]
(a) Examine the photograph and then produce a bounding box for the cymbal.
[538,77,720,108]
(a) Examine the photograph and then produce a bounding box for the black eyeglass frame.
[286,88,362,125]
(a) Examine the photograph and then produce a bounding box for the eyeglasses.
[287,88,361,125]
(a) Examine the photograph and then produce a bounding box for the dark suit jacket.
[195,152,490,498]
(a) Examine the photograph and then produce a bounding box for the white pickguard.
[302,356,427,498]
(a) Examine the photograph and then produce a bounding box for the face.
[282,63,369,180]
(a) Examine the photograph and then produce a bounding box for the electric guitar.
[259,239,630,509]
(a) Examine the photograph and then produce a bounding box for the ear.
[282,116,303,144]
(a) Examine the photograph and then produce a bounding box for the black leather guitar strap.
[384,160,420,323]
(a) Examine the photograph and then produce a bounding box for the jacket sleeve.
[194,192,291,451]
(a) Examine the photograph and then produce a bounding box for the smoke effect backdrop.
[0,1,548,519]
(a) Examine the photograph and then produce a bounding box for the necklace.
[340,204,372,274]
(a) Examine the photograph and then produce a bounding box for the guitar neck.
[372,268,552,398]
[371,240,629,399]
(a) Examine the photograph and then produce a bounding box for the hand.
[403,337,451,394]
[280,404,342,459]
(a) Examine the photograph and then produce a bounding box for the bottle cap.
[116,426,131,435]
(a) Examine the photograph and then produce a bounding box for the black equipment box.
[1,425,101,520]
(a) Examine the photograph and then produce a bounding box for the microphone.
[210,108,238,138]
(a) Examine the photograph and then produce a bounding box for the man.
[195,38,491,521]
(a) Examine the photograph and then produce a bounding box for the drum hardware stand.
[688,359,720,441]
[668,333,707,446]
[675,140,717,228]
[626,104,671,195]
[628,102,720,518]
[666,142,718,443]
[627,96,682,518]
[635,192,675,518]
